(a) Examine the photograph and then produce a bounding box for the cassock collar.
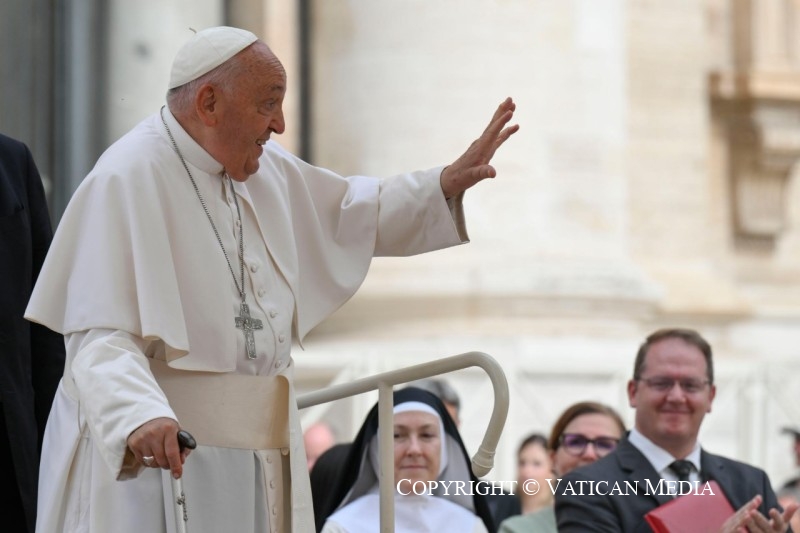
[160,106,224,177]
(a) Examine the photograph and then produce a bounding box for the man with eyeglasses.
[555,328,798,532]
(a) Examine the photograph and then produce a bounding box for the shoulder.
[498,513,528,533]
[326,493,377,520]
[75,115,180,198]
[485,491,521,525]
[499,508,556,533]
[323,494,379,532]
[259,139,350,187]
[261,140,303,176]
[0,132,27,158]
[701,450,785,512]
[263,139,293,160]
[91,114,175,182]
[704,451,769,479]
[0,134,38,211]
[703,451,777,497]
[0,133,33,184]
[429,498,487,531]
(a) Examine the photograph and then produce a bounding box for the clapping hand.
[719,495,799,533]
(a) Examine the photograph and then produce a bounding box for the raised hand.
[440,97,519,199]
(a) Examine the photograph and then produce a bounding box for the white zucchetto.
[168,26,258,89]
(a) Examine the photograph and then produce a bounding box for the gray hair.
[166,54,243,114]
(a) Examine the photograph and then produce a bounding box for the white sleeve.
[66,329,177,479]
[374,166,468,256]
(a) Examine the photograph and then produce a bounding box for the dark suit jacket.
[0,133,65,532]
[555,435,786,532]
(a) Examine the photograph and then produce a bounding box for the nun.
[317,387,494,532]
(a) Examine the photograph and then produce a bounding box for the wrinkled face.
[628,337,716,454]
[394,411,441,490]
[551,413,624,476]
[210,43,286,181]
[517,441,552,488]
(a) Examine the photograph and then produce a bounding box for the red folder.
[644,481,735,533]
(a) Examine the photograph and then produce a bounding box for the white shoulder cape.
[25,111,464,371]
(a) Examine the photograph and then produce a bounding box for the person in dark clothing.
[0,132,66,532]
[310,443,352,528]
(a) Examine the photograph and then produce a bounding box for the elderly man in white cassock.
[25,27,518,533]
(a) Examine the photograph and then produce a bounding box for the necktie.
[669,459,694,482]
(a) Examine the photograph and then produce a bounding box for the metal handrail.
[297,351,509,532]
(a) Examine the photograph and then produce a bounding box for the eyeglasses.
[558,434,619,457]
[637,376,711,394]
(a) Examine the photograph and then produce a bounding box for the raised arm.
[439,97,519,199]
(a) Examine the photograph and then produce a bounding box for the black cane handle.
[177,430,197,451]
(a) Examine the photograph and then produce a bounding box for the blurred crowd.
[306,330,800,533]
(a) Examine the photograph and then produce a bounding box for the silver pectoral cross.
[235,303,263,359]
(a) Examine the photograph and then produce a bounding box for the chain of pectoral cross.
[161,108,263,359]
[225,177,264,360]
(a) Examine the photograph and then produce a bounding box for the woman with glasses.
[498,402,626,533]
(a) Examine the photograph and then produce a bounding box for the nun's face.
[394,411,442,489]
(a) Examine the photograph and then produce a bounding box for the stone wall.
[299,0,800,487]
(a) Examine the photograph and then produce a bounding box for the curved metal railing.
[297,351,509,532]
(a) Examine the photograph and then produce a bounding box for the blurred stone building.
[3,0,799,487]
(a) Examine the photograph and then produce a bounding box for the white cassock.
[25,108,467,533]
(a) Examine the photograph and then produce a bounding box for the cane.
[171,430,197,533]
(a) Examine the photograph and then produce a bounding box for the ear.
[627,379,638,408]
[195,84,218,126]
[707,383,716,413]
